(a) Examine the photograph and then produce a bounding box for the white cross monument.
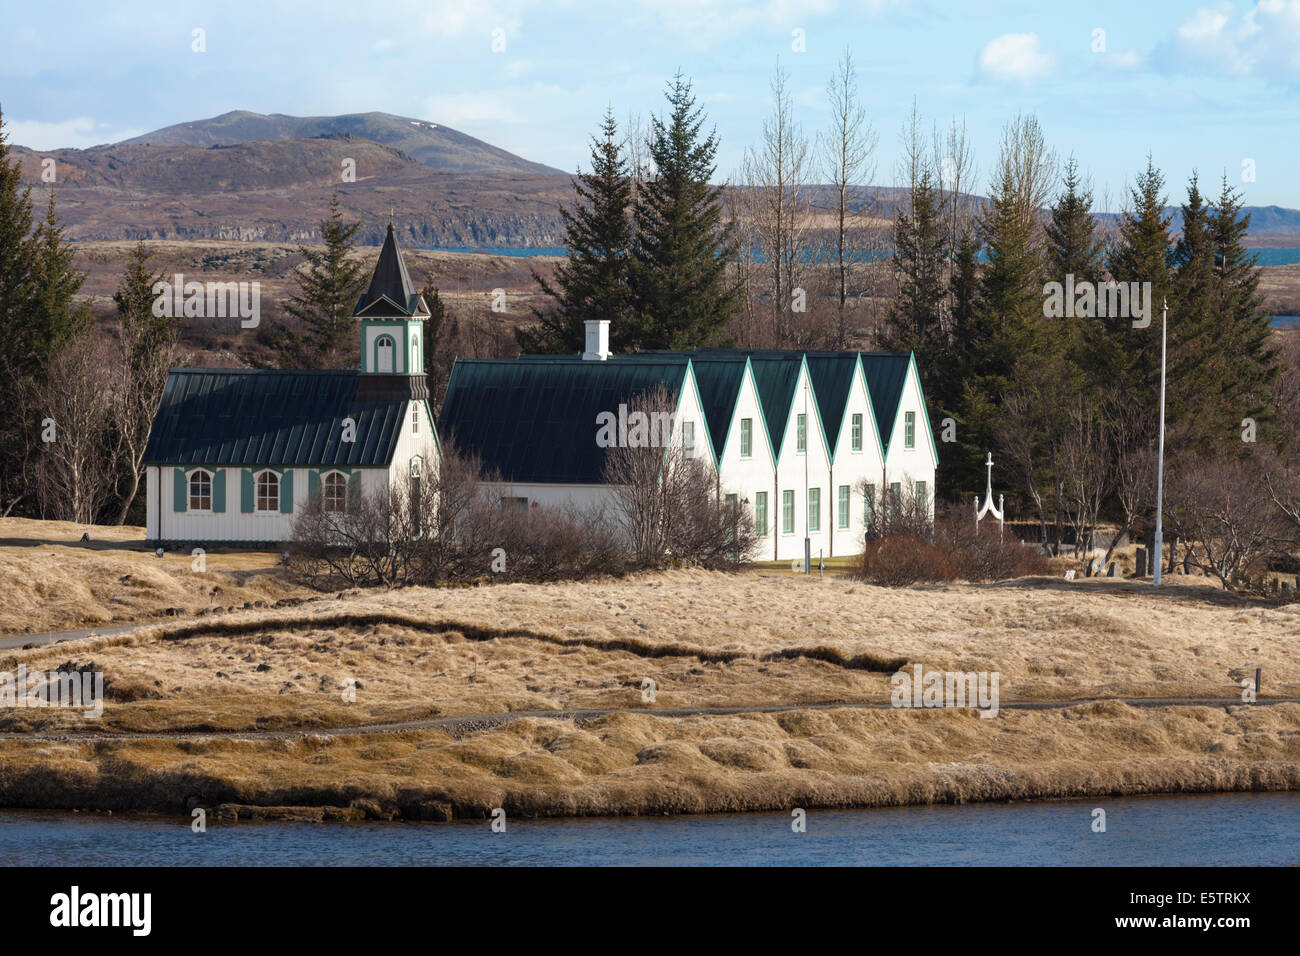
[973,452,1004,543]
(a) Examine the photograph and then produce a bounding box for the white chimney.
[582,319,610,361]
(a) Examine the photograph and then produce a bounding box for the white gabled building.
[438,330,938,562]
[859,352,939,522]
[144,224,440,544]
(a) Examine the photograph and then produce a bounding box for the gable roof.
[744,355,804,451]
[678,356,747,459]
[858,352,911,449]
[354,223,426,317]
[438,358,690,484]
[803,353,858,456]
[143,369,408,467]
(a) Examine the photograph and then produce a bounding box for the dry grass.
[2,522,1298,818]
[0,518,310,635]
[1,702,1296,819]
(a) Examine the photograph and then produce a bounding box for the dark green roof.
[143,369,408,467]
[858,353,911,449]
[438,358,690,484]
[803,354,858,454]
[742,356,803,451]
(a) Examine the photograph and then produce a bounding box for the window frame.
[188,469,212,512]
[782,489,795,535]
[682,420,695,459]
[255,470,280,514]
[904,411,916,449]
[838,485,850,529]
[796,413,806,453]
[808,487,820,533]
[322,471,348,513]
[739,418,752,458]
[754,490,768,536]
[851,413,863,452]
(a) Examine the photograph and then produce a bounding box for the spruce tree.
[26,192,91,368]
[518,109,636,354]
[1168,174,1221,448]
[1047,158,1104,389]
[0,109,40,514]
[1209,174,1278,447]
[1103,157,1172,407]
[883,166,947,364]
[630,74,739,349]
[275,193,366,368]
[418,278,454,414]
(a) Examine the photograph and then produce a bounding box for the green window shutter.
[173,468,188,513]
[308,470,320,503]
[212,469,226,513]
[280,470,294,513]
[241,469,254,513]
[347,473,361,512]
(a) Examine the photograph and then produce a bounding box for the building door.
[377,336,394,373]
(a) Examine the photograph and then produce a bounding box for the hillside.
[119,110,565,176]
[13,140,571,247]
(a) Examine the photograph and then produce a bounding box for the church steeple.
[354,221,431,401]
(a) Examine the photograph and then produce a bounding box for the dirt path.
[4,695,1295,742]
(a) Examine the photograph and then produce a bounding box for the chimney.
[582,319,610,361]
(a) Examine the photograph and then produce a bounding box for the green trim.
[855,356,888,465]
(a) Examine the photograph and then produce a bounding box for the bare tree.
[1060,396,1112,557]
[1102,392,1157,567]
[31,331,117,523]
[1165,454,1286,590]
[603,383,757,566]
[739,60,813,345]
[819,47,877,347]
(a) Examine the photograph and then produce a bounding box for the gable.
[859,352,911,450]
[804,354,857,457]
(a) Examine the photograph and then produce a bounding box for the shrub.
[856,535,958,586]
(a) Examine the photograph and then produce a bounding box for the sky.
[2,0,1299,208]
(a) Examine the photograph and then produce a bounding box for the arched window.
[375,334,395,373]
[322,472,347,513]
[189,469,212,511]
[256,471,280,512]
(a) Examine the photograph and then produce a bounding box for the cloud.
[3,117,144,150]
[1163,1,1300,80]
[978,32,1054,84]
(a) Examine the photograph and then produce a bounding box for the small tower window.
[376,335,395,373]
[412,404,420,435]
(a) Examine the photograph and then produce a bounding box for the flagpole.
[1153,299,1167,587]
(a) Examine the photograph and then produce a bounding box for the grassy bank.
[1,522,1298,820]
[1,702,1297,820]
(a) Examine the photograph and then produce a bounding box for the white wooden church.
[145,222,937,559]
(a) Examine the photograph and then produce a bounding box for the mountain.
[119,110,565,176]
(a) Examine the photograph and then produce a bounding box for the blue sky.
[2,0,1299,208]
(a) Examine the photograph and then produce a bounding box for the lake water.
[428,246,1300,266]
[5,792,1296,866]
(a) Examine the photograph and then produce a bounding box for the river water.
[4,792,1296,866]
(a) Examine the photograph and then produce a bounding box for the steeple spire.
[355,222,416,316]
